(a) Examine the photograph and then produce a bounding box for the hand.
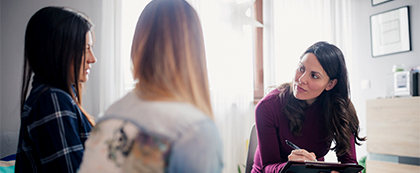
[320,171,339,173]
[287,149,317,162]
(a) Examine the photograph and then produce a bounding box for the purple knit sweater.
[251,89,358,173]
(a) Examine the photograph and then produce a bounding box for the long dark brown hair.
[21,6,95,125]
[279,42,366,156]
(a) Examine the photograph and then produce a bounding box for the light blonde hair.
[131,0,213,118]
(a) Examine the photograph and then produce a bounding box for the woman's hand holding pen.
[285,141,340,173]
[287,149,317,162]
[288,150,340,173]
[285,140,316,162]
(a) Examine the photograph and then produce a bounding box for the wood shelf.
[366,97,420,172]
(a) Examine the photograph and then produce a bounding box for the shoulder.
[168,119,223,172]
[263,88,282,101]
[82,118,222,172]
[256,88,285,110]
[92,118,220,148]
[177,118,221,143]
[106,91,204,117]
[254,87,290,124]
[28,85,76,106]
[102,91,210,138]
[24,85,79,121]
[174,119,222,151]
[82,119,171,172]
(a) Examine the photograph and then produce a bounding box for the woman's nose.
[88,52,97,64]
[298,72,308,84]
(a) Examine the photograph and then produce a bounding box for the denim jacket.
[78,90,223,173]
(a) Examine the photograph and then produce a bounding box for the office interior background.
[1,0,419,172]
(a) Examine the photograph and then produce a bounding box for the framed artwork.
[372,0,392,6]
[370,6,411,57]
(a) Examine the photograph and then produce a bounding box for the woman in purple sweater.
[252,42,366,173]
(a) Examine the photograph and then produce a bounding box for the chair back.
[245,124,258,173]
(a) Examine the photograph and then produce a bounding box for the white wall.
[0,0,103,157]
[350,0,420,160]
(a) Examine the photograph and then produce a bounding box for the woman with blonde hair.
[78,0,223,172]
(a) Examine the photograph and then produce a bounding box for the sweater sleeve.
[337,134,358,164]
[255,98,287,173]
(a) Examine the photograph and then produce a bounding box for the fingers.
[319,170,340,173]
[309,152,317,161]
[288,149,317,162]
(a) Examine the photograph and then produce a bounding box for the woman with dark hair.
[15,6,96,173]
[78,0,222,172]
[251,42,366,173]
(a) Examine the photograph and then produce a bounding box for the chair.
[245,124,258,173]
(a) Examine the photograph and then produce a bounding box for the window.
[253,0,264,103]
[120,0,151,95]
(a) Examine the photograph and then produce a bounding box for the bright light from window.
[273,0,333,85]
[121,0,151,94]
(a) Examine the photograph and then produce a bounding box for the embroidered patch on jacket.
[106,121,172,172]
[106,121,134,167]
[122,130,172,172]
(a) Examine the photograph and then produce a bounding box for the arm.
[78,119,136,173]
[28,91,86,172]
[255,100,287,172]
[169,120,223,173]
[337,134,358,164]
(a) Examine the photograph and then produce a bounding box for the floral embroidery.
[122,129,172,172]
[105,120,172,172]
[106,121,134,167]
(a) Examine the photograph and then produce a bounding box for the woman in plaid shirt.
[15,6,96,173]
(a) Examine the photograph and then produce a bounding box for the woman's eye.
[298,66,304,72]
[312,74,319,79]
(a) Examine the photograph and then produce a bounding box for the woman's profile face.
[79,31,96,83]
[292,53,336,105]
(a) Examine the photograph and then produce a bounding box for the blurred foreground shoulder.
[168,119,223,173]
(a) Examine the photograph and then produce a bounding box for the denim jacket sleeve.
[168,120,224,173]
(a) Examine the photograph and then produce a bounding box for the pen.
[285,140,301,150]
[285,140,317,161]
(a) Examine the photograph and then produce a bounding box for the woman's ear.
[326,79,337,91]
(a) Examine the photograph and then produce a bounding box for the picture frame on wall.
[372,0,392,6]
[370,6,411,57]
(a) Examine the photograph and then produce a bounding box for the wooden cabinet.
[366,97,420,173]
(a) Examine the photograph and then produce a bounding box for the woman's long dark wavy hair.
[21,6,95,125]
[279,41,366,156]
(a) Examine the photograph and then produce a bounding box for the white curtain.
[187,0,257,172]
[98,0,124,117]
[99,0,149,117]
[272,0,354,88]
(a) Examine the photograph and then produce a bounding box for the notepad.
[279,161,364,173]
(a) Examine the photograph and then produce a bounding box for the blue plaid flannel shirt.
[15,76,92,173]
